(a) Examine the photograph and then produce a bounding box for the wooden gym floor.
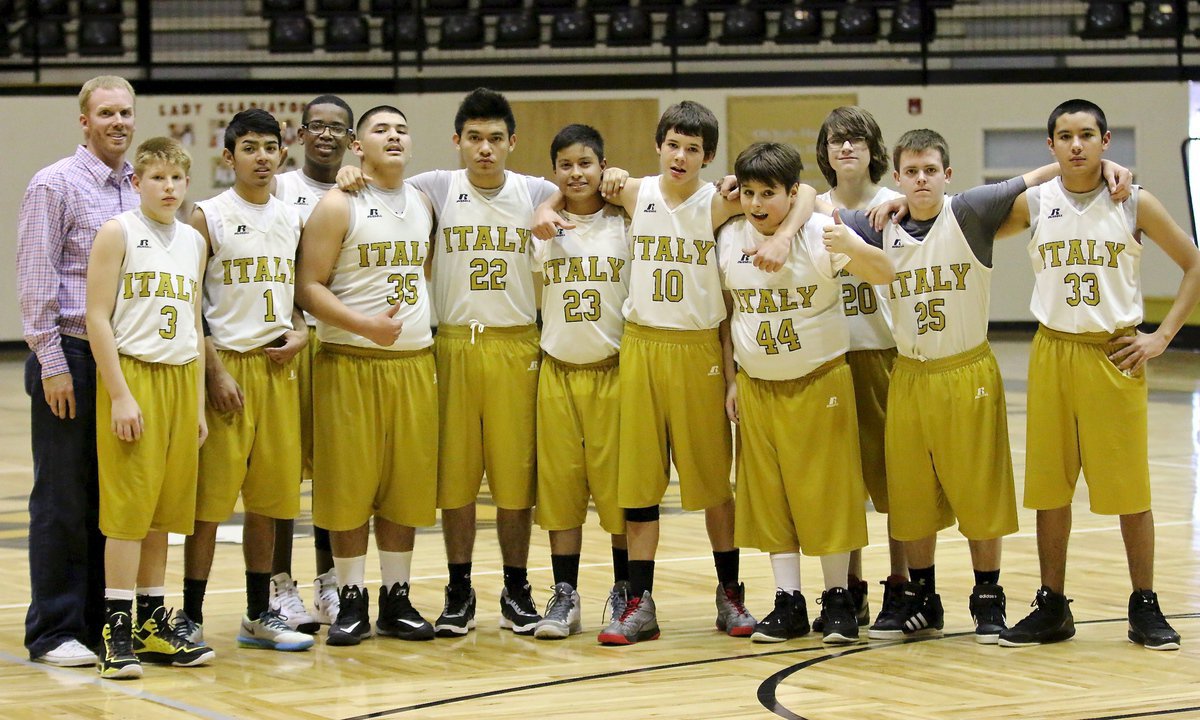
[0,333,1196,720]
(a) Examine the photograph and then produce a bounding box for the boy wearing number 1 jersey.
[182,109,313,653]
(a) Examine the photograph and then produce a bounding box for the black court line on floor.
[339,613,1200,720]
[759,613,1200,720]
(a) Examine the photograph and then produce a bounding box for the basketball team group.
[17,74,1200,680]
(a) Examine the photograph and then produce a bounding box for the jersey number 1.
[263,289,278,322]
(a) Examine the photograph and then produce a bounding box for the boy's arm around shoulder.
[742,184,817,272]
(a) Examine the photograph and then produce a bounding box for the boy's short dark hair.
[356,105,407,135]
[224,108,282,152]
[892,128,950,171]
[816,106,890,187]
[455,87,515,136]
[550,124,605,165]
[655,100,719,159]
[303,94,354,129]
[733,142,802,190]
[1047,98,1108,137]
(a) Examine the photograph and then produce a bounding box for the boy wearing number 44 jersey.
[998,100,1200,651]
[180,109,313,653]
[720,142,891,645]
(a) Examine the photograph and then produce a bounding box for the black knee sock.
[246,571,271,619]
[448,562,472,589]
[629,560,655,597]
[910,565,936,594]
[314,526,332,553]
[502,566,528,594]
[105,597,134,622]
[136,593,164,625]
[611,547,630,583]
[974,569,1000,586]
[551,554,580,589]
[183,578,207,624]
[713,549,740,587]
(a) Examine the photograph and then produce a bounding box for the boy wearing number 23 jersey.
[532,125,631,640]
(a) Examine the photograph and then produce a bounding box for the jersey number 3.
[159,306,178,340]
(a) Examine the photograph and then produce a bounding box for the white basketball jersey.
[198,189,300,352]
[275,169,333,223]
[1027,179,1143,333]
[318,184,434,351]
[884,197,991,361]
[624,178,725,330]
[538,205,630,364]
[276,169,334,326]
[818,187,900,350]
[110,211,203,365]
[719,215,849,380]
[432,170,540,327]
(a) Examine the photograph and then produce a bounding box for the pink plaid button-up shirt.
[17,144,137,378]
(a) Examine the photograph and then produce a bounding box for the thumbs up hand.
[823,208,860,255]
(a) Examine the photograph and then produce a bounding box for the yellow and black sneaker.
[99,612,143,680]
[134,606,216,667]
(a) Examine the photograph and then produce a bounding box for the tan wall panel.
[727,93,858,189]
[508,99,662,179]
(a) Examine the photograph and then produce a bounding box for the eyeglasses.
[827,136,868,149]
[302,121,350,138]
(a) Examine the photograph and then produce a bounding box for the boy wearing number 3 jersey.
[183,109,313,653]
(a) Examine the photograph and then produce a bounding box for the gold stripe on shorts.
[437,323,537,341]
[1037,324,1137,345]
[894,341,992,374]
[321,342,433,360]
[623,322,718,344]
[545,353,619,372]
